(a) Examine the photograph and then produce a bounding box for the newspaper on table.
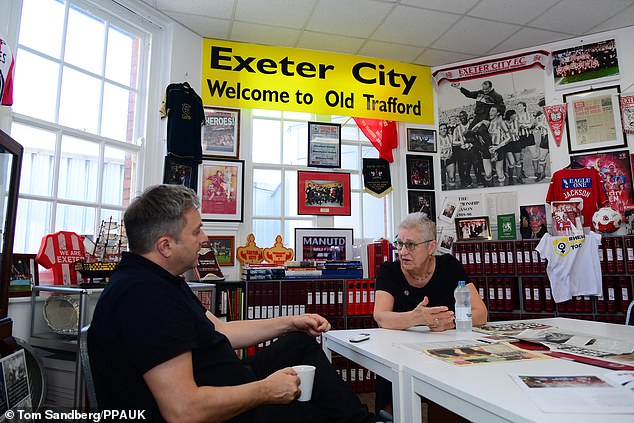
[475,321,634,366]
[396,339,550,366]
[510,373,634,414]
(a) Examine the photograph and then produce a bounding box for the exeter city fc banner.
[432,50,550,85]
[202,39,434,124]
[362,158,392,198]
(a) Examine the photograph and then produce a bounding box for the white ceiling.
[138,0,634,67]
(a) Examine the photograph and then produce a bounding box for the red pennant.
[353,118,398,162]
[543,104,567,148]
[620,94,634,134]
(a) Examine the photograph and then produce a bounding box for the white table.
[322,318,634,423]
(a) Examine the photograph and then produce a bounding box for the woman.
[373,213,487,417]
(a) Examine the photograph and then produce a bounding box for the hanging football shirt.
[0,34,15,106]
[160,82,205,163]
[546,167,608,227]
[535,231,602,303]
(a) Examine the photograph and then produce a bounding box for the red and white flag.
[353,118,398,163]
[620,94,634,134]
[543,103,568,147]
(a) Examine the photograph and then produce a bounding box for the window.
[251,110,393,252]
[10,0,147,253]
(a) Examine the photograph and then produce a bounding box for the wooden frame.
[163,156,197,190]
[9,254,38,298]
[297,170,351,216]
[198,159,244,222]
[294,228,353,262]
[407,128,436,153]
[307,121,341,168]
[564,85,625,153]
[455,216,492,241]
[206,236,235,266]
[406,154,434,190]
[202,106,240,159]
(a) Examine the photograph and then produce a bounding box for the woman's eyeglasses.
[392,239,433,252]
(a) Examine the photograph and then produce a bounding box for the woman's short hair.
[124,184,200,254]
[398,212,436,241]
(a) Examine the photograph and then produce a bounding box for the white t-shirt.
[535,231,602,303]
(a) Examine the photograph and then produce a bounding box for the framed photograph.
[436,227,456,255]
[308,121,341,168]
[551,200,583,236]
[407,128,436,153]
[564,85,625,153]
[163,156,198,191]
[552,39,619,89]
[198,159,244,222]
[407,190,436,221]
[294,228,353,262]
[438,197,460,224]
[207,235,235,266]
[497,213,516,240]
[455,216,492,241]
[9,254,38,298]
[297,170,351,216]
[406,154,434,190]
[202,106,240,159]
[519,204,547,240]
[573,150,634,215]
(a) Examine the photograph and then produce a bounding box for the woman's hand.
[414,297,455,332]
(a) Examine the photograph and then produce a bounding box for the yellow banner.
[201,39,434,124]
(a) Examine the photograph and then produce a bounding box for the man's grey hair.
[124,184,200,254]
[398,212,436,241]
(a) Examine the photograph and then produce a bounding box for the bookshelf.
[453,236,634,324]
[243,278,378,393]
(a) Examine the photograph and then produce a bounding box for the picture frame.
[438,197,460,224]
[564,85,625,153]
[552,39,619,89]
[436,227,456,255]
[307,121,341,168]
[202,106,240,159]
[406,154,434,190]
[206,235,235,266]
[9,254,38,298]
[407,128,436,153]
[455,216,492,241]
[497,213,516,240]
[294,228,353,262]
[163,156,198,191]
[198,159,244,222]
[297,170,351,216]
[519,204,547,240]
[407,190,436,221]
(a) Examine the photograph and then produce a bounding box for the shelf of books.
[242,277,378,393]
[454,236,634,324]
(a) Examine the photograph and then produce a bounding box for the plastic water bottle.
[454,281,472,333]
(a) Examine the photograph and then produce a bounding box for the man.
[451,80,505,126]
[88,185,378,423]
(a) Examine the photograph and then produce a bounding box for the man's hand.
[291,314,331,337]
[260,368,300,404]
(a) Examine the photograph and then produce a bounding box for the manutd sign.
[202,39,434,124]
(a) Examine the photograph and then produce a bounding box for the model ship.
[74,217,128,282]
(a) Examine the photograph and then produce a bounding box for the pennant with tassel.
[620,94,634,134]
[353,118,398,163]
[543,103,568,148]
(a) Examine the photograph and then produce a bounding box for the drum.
[43,295,80,336]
